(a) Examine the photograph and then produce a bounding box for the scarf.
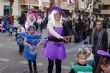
[92,28,103,49]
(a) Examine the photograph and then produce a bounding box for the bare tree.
[50,0,55,6]
[50,0,61,7]
[82,0,92,11]
[9,0,14,16]
[72,0,93,19]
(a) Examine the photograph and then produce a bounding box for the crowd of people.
[0,6,110,73]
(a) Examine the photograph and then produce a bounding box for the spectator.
[89,21,108,72]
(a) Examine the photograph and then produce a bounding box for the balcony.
[100,10,110,14]
[20,0,50,7]
[93,8,101,13]
[101,0,110,5]
[61,2,68,10]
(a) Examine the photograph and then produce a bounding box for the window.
[98,5,110,10]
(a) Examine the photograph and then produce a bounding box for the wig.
[48,10,63,27]
[47,10,64,39]
[25,10,38,29]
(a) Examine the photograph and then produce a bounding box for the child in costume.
[95,50,110,73]
[86,45,94,66]
[24,26,41,73]
[79,44,94,66]
[42,6,70,73]
[9,26,13,37]
[16,25,25,55]
[69,48,93,73]
[25,10,38,30]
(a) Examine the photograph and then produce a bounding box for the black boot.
[33,61,38,73]
[30,71,33,73]
[34,70,38,73]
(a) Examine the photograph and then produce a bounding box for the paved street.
[0,29,110,73]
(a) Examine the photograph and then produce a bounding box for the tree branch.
[82,0,92,12]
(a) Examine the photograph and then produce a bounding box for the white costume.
[25,14,36,30]
[47,10,64,39]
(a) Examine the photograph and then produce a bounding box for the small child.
[96,50,110,73]
[84,44,94,66]
[77,44,94,66]
[9,26,13,36]
[69,48,93,73]
[16,26,25,55]
[100,57,110,73]
[24,26,41,73]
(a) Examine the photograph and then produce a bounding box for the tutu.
[42,27,66,60]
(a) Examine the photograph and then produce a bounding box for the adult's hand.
[63,36,72,42]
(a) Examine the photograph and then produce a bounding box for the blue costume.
[16,32,25,46]
[2,16,7,31]
[24,33,41,61]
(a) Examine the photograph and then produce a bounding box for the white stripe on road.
[0,58,10,62]
[0,67,7,72]
[66,48,77,53]
[19,61,43,66]
[19,61,70,70]
[0,58,71,70]
[0,37,11,41]
[0,44,5,46]
[62,65,70,70]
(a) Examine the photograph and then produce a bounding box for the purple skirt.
[42,41,66,60]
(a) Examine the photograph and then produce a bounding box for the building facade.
[0,0,50,16]
[0,0,76,17]
[95,0,110,18]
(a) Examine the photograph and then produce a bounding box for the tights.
[48,59,62,73]
[28,60,37,73]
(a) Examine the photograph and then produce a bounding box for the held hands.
[29,45,33,52]
[36,45,41,49]
[36,40,42,49]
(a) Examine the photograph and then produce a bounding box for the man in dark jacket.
[74,19,83,43]
[90,21,108,54]
[89,21,108,72]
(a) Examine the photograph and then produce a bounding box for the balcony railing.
[101,10,110,14]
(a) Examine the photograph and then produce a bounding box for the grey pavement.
[0,28,110,73]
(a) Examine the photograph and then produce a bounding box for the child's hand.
[36,45,41,48]
[36,40,42,49]
[29,45,33,52]
[36,45,41,49]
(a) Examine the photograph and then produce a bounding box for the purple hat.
[48,6,67,17]
[48,6,61,11]
[97,50,110,57]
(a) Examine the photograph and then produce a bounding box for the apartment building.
[95,0,110,18]
[0,0,50,16]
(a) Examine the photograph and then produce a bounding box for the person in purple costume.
[43,8,69,73]
[95,50,110,73]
